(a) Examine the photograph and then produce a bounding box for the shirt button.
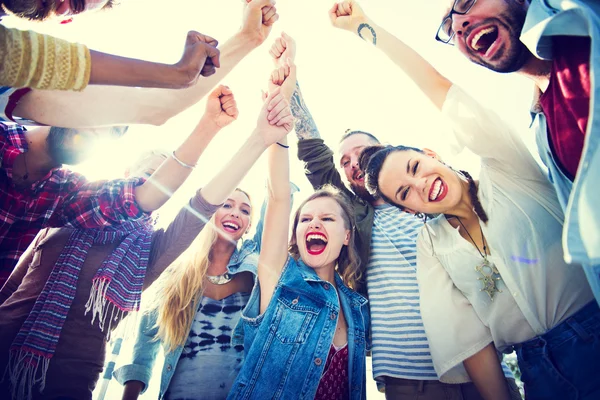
[330,312,337,320]
[512,292,518,298]
[166,364,172,371]
[323,283,330,290]
[314,358,322,366]
[291,298,299,305]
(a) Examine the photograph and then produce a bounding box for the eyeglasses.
[435,0,477,45]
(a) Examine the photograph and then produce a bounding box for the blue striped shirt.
[367,204,512,381]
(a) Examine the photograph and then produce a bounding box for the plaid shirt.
[0,123,147,287]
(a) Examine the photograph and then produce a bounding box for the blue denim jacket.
[522,0,600,299]
[228,257,370,400]
[113,184,300,398]
[112,239,259,399]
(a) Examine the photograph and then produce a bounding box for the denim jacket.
[228,257,370,400]
[112,239,259,399]
[113,184,300,398]
[522,0,600,294]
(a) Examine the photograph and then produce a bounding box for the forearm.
[463,343,510,400]
[267,138,291,202]
[134,119,219,212]
[290,81,321,140]
[12,33,257,128]
[353,18,451,110]
[89,51,188,89]
[122,381,144,400]
[200,131,267,205]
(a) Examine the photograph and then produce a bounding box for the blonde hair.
[149,188,252,352]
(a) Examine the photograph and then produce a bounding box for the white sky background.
[6,0,535,397]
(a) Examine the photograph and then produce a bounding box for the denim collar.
[294,258,368,307]
[225,239,258,276]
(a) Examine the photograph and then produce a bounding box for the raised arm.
[54,85,238,228]
[329,0,452,110]
[10,0,278,128]
[256,61,297,314]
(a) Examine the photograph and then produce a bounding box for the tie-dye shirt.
[165,292,250,400]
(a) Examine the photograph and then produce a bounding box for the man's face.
[447,0,531,73]
[2,0,111,21]
[46,126,102,165]
[337,134,378,202]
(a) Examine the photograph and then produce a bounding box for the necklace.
[206,273,233,285]
[456,218,502,301]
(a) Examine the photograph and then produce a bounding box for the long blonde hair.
[150,189,251,352]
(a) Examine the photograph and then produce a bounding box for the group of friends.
[0,0,598,399]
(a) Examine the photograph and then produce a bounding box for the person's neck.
[370,197,386,207]
[314,264,337,286]
[519,56,553,92]
[14,128,59,182]
[207,237,237,275]
[444,175,478,222]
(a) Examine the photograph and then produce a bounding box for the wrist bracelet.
[276,142,290,149]
[171,151,197,169]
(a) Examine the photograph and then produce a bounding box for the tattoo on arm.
[290,81,322,140]
[357,23,377,45]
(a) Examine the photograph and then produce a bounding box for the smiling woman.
[1,0,113,20]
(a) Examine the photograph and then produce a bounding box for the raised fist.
[328,1,367,32]
[241,0,279,46]
[173,31,221,87]
[269,32,296,66]
[203,85,239,129]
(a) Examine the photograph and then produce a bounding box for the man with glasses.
[327,2,522,399]
[435,0,600,309]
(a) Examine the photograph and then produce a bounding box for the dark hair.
[339,129,380,145]
[360,145,424,206]
[360,145,488,223]
[288,185,362,291]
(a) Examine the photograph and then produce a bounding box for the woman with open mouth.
[227,62,369,400]
[112,74,297,400]
[359,86,599,399]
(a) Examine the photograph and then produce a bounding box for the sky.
[5,0,536,397]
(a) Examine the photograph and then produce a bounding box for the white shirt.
[416,85,593,383]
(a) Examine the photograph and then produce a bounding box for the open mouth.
[428,178,448,202]
[305,232,328,255]
[222,221,240,233]
[353,170,364,183]
[469,25,499,58]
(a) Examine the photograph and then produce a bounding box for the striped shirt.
[367,204,437,381]
[368,204,513,381]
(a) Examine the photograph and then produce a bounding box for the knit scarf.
[8,219,153,400]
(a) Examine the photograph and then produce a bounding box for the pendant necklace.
[456,218,503,301]
[206,273,233,285]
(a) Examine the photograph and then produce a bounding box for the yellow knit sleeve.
[0,25,91,91]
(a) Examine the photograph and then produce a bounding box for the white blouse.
[416,85,594,383]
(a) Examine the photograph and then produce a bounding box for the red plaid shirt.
[0,123,147,287]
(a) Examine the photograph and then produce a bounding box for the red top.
[314,344,349,400]
[0,123,146,287]
[539,36,591,181]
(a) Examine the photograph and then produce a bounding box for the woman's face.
[214,190,252,242]
[295,197,350,271]
[378,150,464,214]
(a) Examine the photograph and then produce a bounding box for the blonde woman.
[113,79,296,400]
[116,188,259,400]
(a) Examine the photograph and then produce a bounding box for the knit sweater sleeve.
[0,25,91,91]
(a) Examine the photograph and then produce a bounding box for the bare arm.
[330,0,452,110]
[89,31,220,90]
[134,85,238,212]
[463,343,511,400]
[11,0,278,128]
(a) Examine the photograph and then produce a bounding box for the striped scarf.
[8,219,153,400]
